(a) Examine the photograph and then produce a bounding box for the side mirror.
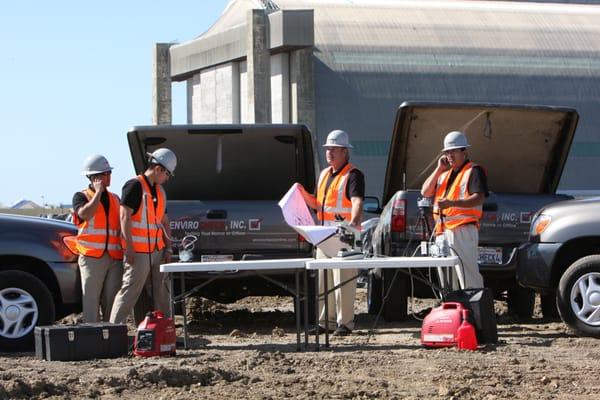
[363,196,382,214]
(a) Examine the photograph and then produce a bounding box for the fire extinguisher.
[134,311,176,357]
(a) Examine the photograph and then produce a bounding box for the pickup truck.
[127,124,318,307]
[369,102,578,321]
[0,214,80,350]
[517,197,600,337]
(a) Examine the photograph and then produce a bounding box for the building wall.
[173,1,600,199]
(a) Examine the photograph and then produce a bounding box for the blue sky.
[0,1,231,207]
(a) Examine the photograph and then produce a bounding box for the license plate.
[201,254,234,262]
[478,247,502,264]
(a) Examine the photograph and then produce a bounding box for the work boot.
[332,325,352,336]
[308,326,333,335]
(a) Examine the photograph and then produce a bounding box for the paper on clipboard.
[278,183,338,245]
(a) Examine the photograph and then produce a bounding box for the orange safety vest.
[316,163,355,224]
[433,161,483,234]
[75,189,123,260]
[129,175,166,253]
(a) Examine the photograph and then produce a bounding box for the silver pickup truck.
[127,124,318,308]
[517,198,600,337]
[370,102,578,321]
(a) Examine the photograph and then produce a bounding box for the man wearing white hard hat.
[421,131,488,289]
[298,130,365,336]
[110,148,177,324]
[72,155,123,322]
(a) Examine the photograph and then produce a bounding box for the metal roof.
[171,0,600,79]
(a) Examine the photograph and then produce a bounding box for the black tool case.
[443,288,498,344]
[35,323,128,361]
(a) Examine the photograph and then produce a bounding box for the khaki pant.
[109,249,170,324]
[317,248,357,330]
[438,224,484,289]
[78,253,123,323]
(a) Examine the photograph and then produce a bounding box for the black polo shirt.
[444,160,489,197]
[121,175,164,215]
[72,186,110,217]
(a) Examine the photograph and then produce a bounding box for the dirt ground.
[1,289,599,400]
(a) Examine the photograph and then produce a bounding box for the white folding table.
[305,255,461,348]
[160,255,461,350]
[160,258,313,350]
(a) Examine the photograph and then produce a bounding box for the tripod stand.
[415,197,434,249]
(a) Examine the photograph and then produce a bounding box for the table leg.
[180,272,189,349]
[169,273,175,320]
[454,263,465,290]
[295,270,301,351]
[303,269,309,349]
[324,270,329,348]
[314,270,320,351]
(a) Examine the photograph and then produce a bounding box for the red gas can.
[456,309,478,351]
[134,311,176,357]
[420,302,466,348]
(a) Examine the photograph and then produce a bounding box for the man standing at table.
[297,129,365,336]
[421,131,488,289]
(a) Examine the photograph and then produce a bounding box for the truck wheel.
[557,255,600,337]
[0,270,56,351]
[540,292,560,320]
[367,272,383,315]
[382,269,408,322]
[507,285,535,318]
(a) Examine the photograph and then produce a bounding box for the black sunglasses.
[158,165,171,177]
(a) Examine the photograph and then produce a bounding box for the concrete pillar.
[189,63,240,123]
[239,61,249,123]
[271,53,290,123]
[186,75,198,124]
[290,47,315,132]
[152,43,173,125]
[246,9,271,123]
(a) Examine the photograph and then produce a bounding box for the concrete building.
[156,0,600,197]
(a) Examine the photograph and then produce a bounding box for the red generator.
[134,311,176,357]
[420,302,466,347]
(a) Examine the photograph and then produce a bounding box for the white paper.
[278,184,338,245]
[278,183,315,226]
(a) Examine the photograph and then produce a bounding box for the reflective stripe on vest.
[433,162,483,234]
[316,163,355,223]
[129,175,165,253]
[75,189,123,259]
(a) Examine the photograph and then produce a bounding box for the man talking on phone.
[421,131,488,289]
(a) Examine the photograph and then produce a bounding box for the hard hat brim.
[322,143,353,148]
[441,144,470,152]
[81,167,114,176]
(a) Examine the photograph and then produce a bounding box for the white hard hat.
[323,129,353,148]
[442,131,470,152]
[81,154,113,176]
[147,148,177,176]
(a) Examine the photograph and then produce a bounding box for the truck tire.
[382,269,408,322]
[507,285,535,318]
[367,272,383,315]
[557,255,600,337]
[0,270,56,351]
[540,292,560,320]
